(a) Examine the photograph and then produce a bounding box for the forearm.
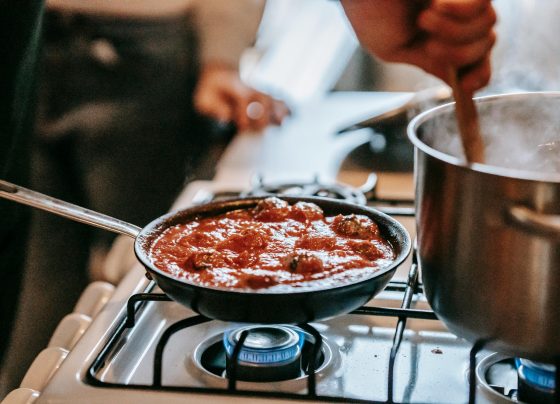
[192,0,265,69]
[341,0,425,62]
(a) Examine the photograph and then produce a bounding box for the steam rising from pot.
[413,2,560,173]
[420,95,560,174]
[489,0,560,94]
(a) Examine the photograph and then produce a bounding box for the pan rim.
[134,196,411,296]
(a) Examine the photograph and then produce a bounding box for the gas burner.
[223,325,305,382]
[243,174,378,205]
[476,353,518,403]
[191,325,335,385]
[516,358,556,403]
[475,353,557,403]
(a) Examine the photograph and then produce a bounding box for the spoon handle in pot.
[0,179,141,238]
[447,67,485,164]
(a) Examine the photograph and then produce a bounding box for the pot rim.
[407,91,560,183]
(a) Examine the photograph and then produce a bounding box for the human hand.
[341,0,497,93]
[193,64,290,133]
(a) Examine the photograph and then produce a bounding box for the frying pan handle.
[509,205,560,236]
[0,179,141,239]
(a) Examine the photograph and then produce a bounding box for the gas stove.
[3,93,556,404]
[5,177,549,404]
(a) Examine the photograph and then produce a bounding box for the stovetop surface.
[89,292,471,403]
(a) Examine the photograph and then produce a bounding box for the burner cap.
[224,325,304,364]
[223,325,305,382]
[194,326,333,384]
[516,358,556,402]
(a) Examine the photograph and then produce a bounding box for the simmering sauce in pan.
[149,197,395,290]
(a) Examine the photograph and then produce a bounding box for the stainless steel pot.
[407,92,560,361]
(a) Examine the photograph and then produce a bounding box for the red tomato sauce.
[149,197,395,290]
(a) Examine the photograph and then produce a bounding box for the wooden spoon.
[447,67,485,163]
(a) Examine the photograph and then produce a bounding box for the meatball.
[253,197,289,221]
[286,253,324,274]
[291,201,324,223]
[347,240,383,260]
[233,250,257,267]
[295,235,336,250]
[332,214,379,239]
[244,274,277,289]
[222,227,269,252]
[184,249,218,271]
[184,231,215,248]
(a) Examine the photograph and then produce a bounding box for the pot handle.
[508,205,560,236]
[0,179,141,239]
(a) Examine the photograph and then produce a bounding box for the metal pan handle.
[508,205,560,236]
[0,179,141,239]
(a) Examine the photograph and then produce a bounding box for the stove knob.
[73,281,115,318]
[48,313,92,350]
[19,347,68,391]
[0,388,40,404]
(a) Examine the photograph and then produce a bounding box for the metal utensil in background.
[337,85,452,135]
[336,86,452,173]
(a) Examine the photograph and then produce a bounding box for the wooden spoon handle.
[447,67,485,163]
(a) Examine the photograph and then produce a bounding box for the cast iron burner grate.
[186,172,415,216]
[239,173,415,217]
[242,174,378,205]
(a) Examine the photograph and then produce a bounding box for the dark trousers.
[0,0,43,373]
[0,11,209,395]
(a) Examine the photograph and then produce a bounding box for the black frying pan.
[0,180,411,323]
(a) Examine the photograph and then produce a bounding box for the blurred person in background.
[0,0,496,396]
[0,0,288,394]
